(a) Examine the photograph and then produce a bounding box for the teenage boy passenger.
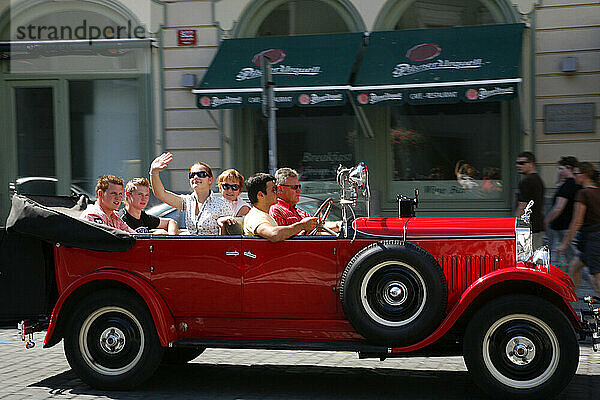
[121,177,178,234]
[80,175,135,233]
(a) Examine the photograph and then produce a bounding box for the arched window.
[257,0,354,36]
[395,0,500,29]
[375,0,516,31]
[235,0,364,37]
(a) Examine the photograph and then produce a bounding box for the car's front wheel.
[64,289,164,390]
[463,294,579,399]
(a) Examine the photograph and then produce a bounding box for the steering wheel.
[308,197,334,235]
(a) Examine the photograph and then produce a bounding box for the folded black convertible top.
[5,194,135,252]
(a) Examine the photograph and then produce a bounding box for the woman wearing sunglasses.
[149,152,232,235]
[217,169,250,217]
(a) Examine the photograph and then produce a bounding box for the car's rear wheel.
[463,294,578,399]
[340,241,447,346]
[64,289,163,390]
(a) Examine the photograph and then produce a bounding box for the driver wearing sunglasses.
[149,152,232,235]
[270,167,341,234]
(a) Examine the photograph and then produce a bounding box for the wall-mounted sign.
[177,29,196,46]
[544,103,595,134]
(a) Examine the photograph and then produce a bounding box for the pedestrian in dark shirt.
[515,151,545,249]
[544,156,580,267]
[121,177,178,234]
[558,162,600,296]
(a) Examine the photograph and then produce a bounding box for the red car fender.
[391,267,579,353]
[44,269,177,348]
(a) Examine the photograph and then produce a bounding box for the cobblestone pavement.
[1,278,599,399]
[1,326,599,399]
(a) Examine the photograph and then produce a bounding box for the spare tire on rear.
[340,241,447,347]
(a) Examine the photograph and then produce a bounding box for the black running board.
[170,338,390,354]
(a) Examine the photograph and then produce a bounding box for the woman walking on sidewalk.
[558,162,600,295]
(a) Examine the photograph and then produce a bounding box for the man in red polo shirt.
[269,167,340,234]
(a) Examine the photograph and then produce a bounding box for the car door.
[241,236,339,317]
[150,235,242,316]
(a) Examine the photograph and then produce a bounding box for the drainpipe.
[529,10,536,153]
[154,0,167,155]
[212,0,226,172]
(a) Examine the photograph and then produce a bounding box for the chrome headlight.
[531,245,550,273]
[516,220,532,262]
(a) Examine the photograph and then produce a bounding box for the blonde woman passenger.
[149,152,232,235]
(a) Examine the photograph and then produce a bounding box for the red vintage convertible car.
[6,164,600,399]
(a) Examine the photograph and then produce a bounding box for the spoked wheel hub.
[99,327,126,354]
[506,336,536,365]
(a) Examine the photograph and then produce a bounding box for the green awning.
[351,24,524,106]
[193,33,364,109]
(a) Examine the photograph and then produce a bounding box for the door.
[241,236,339,317]
[7,80,71,196]
[149,237,243,316]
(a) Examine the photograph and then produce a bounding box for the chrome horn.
[337,163,370,208]
[337,162,370,240]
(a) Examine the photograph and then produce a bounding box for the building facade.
[0,0,598,220]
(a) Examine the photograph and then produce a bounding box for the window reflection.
[391,102,503,200]
[253,107,357,194]
[70,79,142,195]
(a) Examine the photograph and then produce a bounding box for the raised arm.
[149,152,183,210]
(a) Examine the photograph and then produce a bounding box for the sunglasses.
[515,161,529,165]
[221,183,240,191]
[189,170,209,179]
[279,184,301,190]
[573,172,583,175]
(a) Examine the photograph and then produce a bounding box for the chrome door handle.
[225,251,239,256]
[243,251,257,259]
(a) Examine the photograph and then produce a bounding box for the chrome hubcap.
[100,327,126,354]
[383,281,408,306]
[505,336,536,365]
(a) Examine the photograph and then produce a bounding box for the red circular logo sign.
[466,89,478,101]
[298,94,310,105]
[406,43,442,62]
[357,93,369,105]
[252,48,286,66]
[200,96,211,107]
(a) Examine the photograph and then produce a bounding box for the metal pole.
[261,56,277,175]
[268,82,277,175]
